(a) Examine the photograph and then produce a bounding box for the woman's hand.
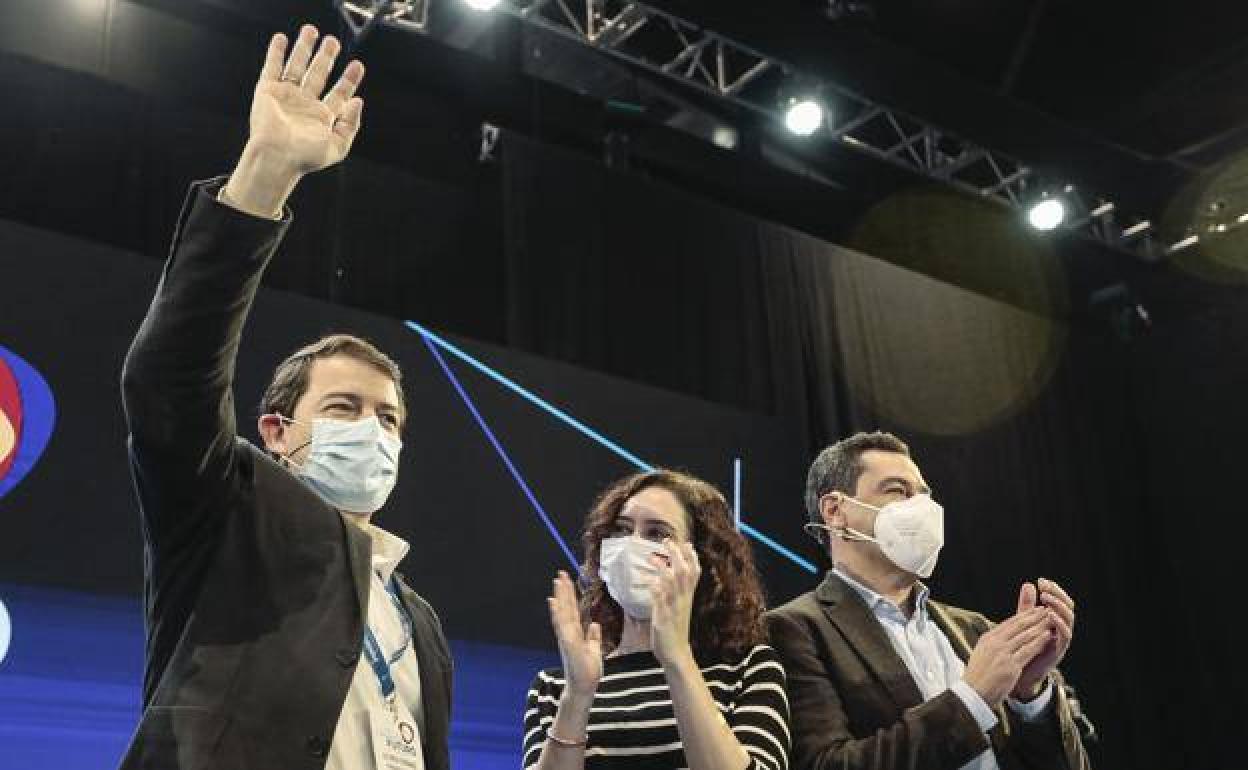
[650,539,700,669]
[548,571,603,697]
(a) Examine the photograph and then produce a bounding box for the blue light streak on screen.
[418,332,579,569]
[407,321,818,574]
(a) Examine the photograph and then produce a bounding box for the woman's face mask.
[597,535,664,620]
[277,415,402,515]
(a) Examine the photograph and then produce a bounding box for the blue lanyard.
[361,573,414,702]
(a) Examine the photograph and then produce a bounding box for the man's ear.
[820,491,845,531]
[257,414,287,455]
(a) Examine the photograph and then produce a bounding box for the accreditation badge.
[367,698,425,770]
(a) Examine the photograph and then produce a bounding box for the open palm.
[548,571,603,696]
[248,26,365,175]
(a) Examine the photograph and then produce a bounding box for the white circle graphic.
[0,598,10,664]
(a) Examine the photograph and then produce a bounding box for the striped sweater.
[522,644,790,770]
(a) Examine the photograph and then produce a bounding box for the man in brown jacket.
[766,431,1090,770]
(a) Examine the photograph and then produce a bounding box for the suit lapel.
[928,601,974,661]
[395,574,450,770]
[340,515,373,628]
[928,601,1012,750]
[816,572,924,710]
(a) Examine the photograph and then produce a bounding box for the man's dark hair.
[804,431,910,534]
[259,333,406,425]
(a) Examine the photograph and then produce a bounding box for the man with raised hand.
[120,25,450,770]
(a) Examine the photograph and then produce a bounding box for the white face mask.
[839,494,945,578]
[280,416,402,515]
[598,535,662,620]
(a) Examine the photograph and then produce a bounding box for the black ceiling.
[851,0,1248,168]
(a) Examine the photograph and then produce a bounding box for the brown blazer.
[765,572,1090,770]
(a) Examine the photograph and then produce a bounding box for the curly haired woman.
[522,470,790,770]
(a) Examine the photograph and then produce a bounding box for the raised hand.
[223,25,366,218]
[250,25,364,174]
[547,571,603,697]
[650,539,700,668]
[962,606,1053,708]
[1011,578,1075,700]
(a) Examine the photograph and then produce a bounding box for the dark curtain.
[497,130,1241,769]
[3,34,1242,766]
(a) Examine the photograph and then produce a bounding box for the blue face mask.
[281,416,402,514]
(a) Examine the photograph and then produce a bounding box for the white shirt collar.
[833,566,930,627]
[363,521,410,584]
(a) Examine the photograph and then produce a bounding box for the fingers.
[995,605,1045,635]
[301,34,342,97]
[324,60,365,113]
[659,538,700,591]
[556,571,578,613]
[259,33,288,83]
[1015,626,1054,661]
[585,621,603,656]
[546,596,563,633]
[333,98,364,143]
[1047,607,1073,650]
[683,541,700,577]
[663,539,688,584]
[1038,578,1075,623]
[1038,578,1073,608]
[549,571,579,632]
[1042,590,1075,632]
[649,571,668,623]
[280,25,319,85]
[1007,624,1049,660]
[1016,581,1037,614]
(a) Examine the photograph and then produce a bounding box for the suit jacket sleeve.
[766,609,991,770]
[960,612,1091,770]
[120,177,290,588]
[1004,665,1092,769]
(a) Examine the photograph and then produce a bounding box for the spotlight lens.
[463,0,501,10]
[1028,198,1065,231]
[785,100,823,136]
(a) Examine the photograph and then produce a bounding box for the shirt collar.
[366,523,410,584]
[833,566,930,628]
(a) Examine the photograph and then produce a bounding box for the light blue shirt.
[833,568,1052,770]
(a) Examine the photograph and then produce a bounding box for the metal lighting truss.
[337,0,1207,261]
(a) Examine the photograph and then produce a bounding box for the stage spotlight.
[1027,197,1065,231]
[784,99,823,136]
[463,0,501,10]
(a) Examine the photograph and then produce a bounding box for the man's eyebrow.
[318,392,361,404]
[877,476,932,495]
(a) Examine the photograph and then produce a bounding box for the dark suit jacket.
[118,179,452,770]
[765,572,1089,770]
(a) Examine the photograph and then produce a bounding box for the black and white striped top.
[522,644,790,770]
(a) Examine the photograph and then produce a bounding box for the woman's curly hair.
[578,469,767,660]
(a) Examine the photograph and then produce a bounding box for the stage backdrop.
[0,217,815,769]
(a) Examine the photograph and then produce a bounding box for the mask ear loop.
[806,493,882,545]
[805,521,877,544]
[261,414,314,468]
